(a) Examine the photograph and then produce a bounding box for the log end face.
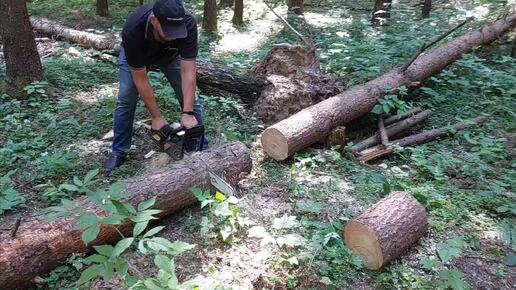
[343,220,384,270]
[261,128,289,161]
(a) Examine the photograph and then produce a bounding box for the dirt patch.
[452,255,515,290]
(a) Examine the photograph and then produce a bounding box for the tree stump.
[343,191,428,270]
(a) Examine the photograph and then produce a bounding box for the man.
[104,0,208,174]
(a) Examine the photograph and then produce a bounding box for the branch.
[378,118,389,146]
[264,1,311,46]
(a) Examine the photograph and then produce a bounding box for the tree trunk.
[261,12,516,161]
[351,110,432,152]
[288,0,304,15]
[232,0,244,26]
[344,191,428,270]
[202,0,218,32]
[97,0,109,17]
[358,116,486,162]
[512,37,516,58]
[422,0,432,18]
[0,0,44,94]
[0,142,252,289]
[372,0,392,27]
[219,0,234,8]
[29,17,264,103]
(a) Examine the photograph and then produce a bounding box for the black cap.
[153,0,187,39]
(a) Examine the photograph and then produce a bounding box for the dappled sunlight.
[304,9,352,28]
[212,2,286,55]
[71,83,118,106]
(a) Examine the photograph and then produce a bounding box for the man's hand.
[181,114,198,129]
[152,116,169,131]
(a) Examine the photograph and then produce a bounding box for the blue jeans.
[111,48,208,157]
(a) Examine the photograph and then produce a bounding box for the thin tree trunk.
[202,0,218,32]
[261,12,516,161]
[219,0,234,8]
[0,0,44,95]
[372,0,392,27]
[97,0,109,17]
[0,142,252,289]
[288,0,304,15]
[232,0,244,26]
[422,0,432,18]
[512,37,516,58]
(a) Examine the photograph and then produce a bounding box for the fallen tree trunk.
[343,191,428,270]
[261,11,516,160]
[358,116,486,162]
[30,17,264,103]
[0,142,252,289]
[351,109,432,152]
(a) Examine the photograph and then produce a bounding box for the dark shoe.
[103,154,125,175]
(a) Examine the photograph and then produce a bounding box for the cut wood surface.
[0,142,252,289]
[261,11,516,160]
[343,191,428,270]
[358,116,486,162]
[30,17,265,103]
[351,110,432,152]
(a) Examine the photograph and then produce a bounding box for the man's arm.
[180,60,198,128]
[130,68,168,130]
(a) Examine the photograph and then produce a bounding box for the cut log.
[358,116,486,162]
[29,17,264,103]
[343,191,428,270]
[351,109,432,152]
[261,11,516,160]
[378,118,389,146]
[0,142,252,289]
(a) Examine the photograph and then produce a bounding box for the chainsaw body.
[151,122,204,161]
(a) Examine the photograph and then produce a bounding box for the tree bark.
[372,0,392,27]
[29,17,264,103]
[512,37,516,58]
[261,12,516,161]
[97,0,109,17]
[0,0,44,94]
[344,191,428,270]
[288,0,304,15]
[232,0,244,26]
[202,0,218,32]
[422,0,432,18]
[219,0,234,9]
[0,142,252,289]
[358,116,486,162]
[351,110,432,152]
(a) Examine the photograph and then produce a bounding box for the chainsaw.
[150,122,205,161]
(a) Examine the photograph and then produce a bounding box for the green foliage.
[192,188,250,244]
[0,170,25,214]
[375,266,431,290]
[23,81,49,98]
[436,270,471,290]
[371,86,411,116]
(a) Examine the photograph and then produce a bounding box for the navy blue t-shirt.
[121,4,198,69]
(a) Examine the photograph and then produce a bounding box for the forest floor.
[0,0,515,289]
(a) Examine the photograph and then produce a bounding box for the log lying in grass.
[351,110,432,152]
[343,191,428,270]
[358,116,486,162]
[0,142,252,289]
[30,17,265,103]
[261,11,516,160]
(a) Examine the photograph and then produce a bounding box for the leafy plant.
[436,270,471,290]
[0,170,25,214]
[371,86,411,116]
[192,188,250,244]
[23,81,49,98]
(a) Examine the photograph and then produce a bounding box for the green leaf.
[115,259,129,277]
[138,197,156,211]
[505,253,516,266]
[143,226,165,238]
[75,214,99,230]
[60,183,79,192]
[167,271,179,289]
[154,254,172,272]
[294,200,324,214]
[133,221,149,237]
[371,104,384,114]
[438,270,471,290]
[143,279,165,290]
[82,225,100,245]
[113,238,135,257]
[86,254,108,263]
[76,264,103,285]
[130,209,162,223]
[437,243,463,263]
[215,191,226,202]
[112,200,130,216]
[93,245,114,257]
[101,214,126,225]
[102,262,115,282]
[138,240,148,255]
[84,169,99,184]
[73,176,84,187]
[272,215,298,230]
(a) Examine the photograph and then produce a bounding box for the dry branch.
[0,142,252,289]
[261,11,516,160]
[358,116,486,162]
